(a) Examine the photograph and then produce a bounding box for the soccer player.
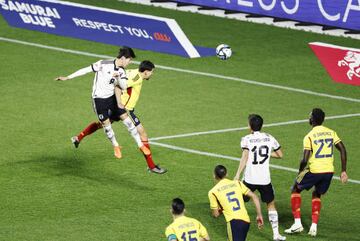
[165,198,210,241]
[208,165,264,241]
[234,114,286,241]
[55,47,150,159]
[68,61,166,174]
[285,108,348,237]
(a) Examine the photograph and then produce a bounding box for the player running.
[55,47,150,159]
[285,108,348,237]
[234,114,286,241]
[68,60,166,174]
[165,198,210,241]
[209,165,263,241]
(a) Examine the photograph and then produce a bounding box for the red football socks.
[291,193,302,219]
[312,198,321,224]
[77,122,102,142]
[142,141,156,169]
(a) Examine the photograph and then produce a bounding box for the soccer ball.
[216,44,232,60]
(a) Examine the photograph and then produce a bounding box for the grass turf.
[0,1,359,240]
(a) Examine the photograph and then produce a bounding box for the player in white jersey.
[234,114,286,241]
[55,47,150,159]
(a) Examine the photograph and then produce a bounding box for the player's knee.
[312,190,322,198]
[291,186,301,194]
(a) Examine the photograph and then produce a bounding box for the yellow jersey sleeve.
[303,134,312,150]
[208,191,219,210]
[238,181,250,195]
[333,131,341,145]
[197,221,209,239]
[165,226,177,241]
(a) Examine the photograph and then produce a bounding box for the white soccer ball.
[216,44,232,60]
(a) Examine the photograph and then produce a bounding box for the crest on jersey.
[309,42,360,86]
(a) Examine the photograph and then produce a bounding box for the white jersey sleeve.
[91,60,103,72]
[67,66,93,79]
[240,137,249,150]
[271,135,281,151]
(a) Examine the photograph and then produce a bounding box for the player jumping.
[68,60,166,174]
[55,47,150,159]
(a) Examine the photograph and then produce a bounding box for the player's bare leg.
[267,201,286,240]
[102,119,121,159]
[138,124,166,174]
[119,113,150,155]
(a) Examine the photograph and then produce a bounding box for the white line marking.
[1,37,360,103]
[150,141,360,185]
[150,113,360,141]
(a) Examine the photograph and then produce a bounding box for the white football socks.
[294,218,302,226]
[103,124,119,147]
[122,117,143,147]
[269,210,280,237]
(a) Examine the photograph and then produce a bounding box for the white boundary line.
[1,37,360,103]
[150,113,360,141]
[150,141,360,185]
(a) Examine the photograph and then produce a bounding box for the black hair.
[214,165,227,179]
[248,114,263,131]
[171,198,185,215]
[117,46,136,59]
[139,60,155,72]
[310,108,325,126]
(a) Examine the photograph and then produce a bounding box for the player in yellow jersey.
[165,198,210,241]
[285,108,348,237]
[70,60,166,174]
[208,165,263,241]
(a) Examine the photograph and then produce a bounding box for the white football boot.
[285,223,304,234]
[273,234,287,240]
[308,223,317,237]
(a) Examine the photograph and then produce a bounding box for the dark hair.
[310,108,325,125]
[214,165,227,179]
[248,114,263,131]
[172,198,185,215]
[139,60,155,72]
[117,46,136,59]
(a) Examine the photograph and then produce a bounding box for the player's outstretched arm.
[234,149,248,180]
[246,191,264,229]
[55,66,93,81]
[54,76,69,81]
[335,141,348,183]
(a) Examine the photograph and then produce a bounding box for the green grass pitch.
[0,1,359,240]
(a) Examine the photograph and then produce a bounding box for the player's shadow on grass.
[10,153,152,191]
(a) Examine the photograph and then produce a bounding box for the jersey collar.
[113,59,121,71]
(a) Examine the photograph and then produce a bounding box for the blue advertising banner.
[175,0,360,31]
[0,0,214,58]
